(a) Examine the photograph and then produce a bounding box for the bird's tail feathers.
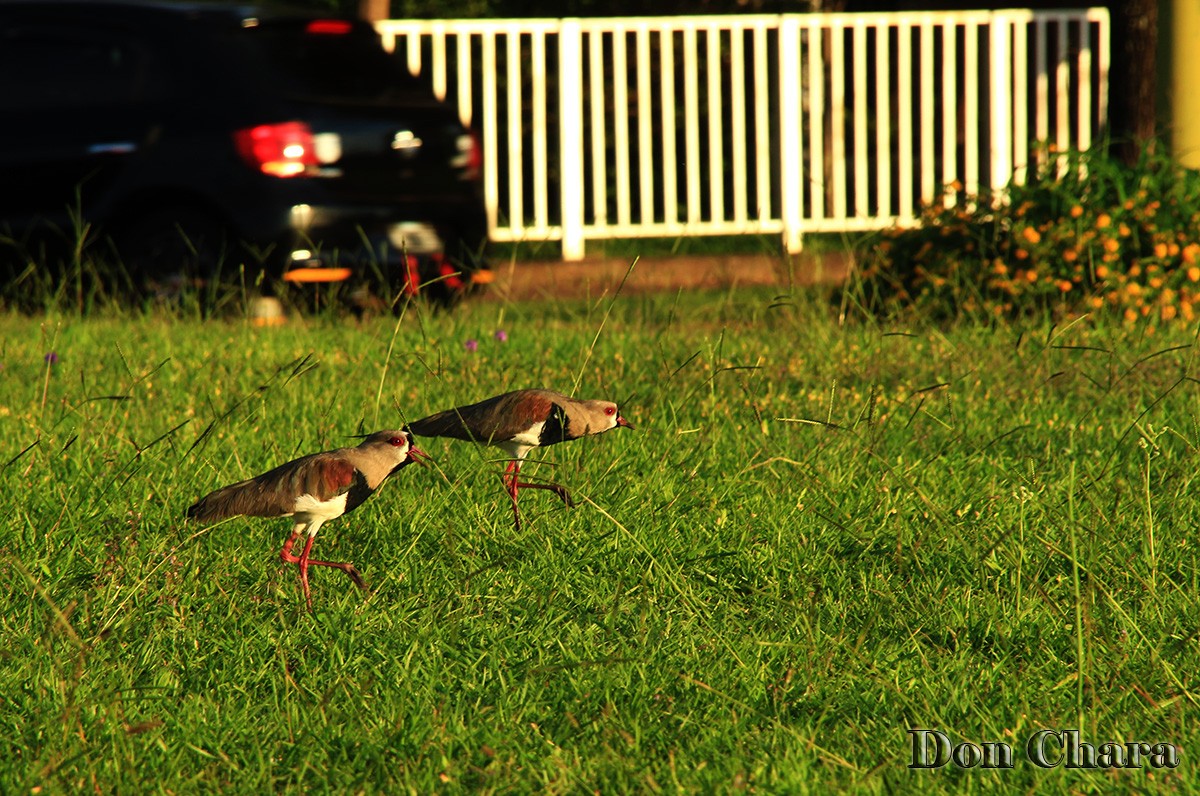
[186,498,220,522]
[186,480,278,521]
[405,410,477,442]
[186,492,237,522]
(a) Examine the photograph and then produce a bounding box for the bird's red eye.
[605,406,615,415]
[389,437,405,447]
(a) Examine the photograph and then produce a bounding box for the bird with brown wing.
[406,388,632,529]
[186,430,425,608]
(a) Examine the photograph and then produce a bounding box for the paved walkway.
[481,251,850,301]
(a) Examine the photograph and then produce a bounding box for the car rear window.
[230,19,433,104]
[0,23,170,111]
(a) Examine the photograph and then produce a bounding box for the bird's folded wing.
[405,408,481,440]
[408,390,559,444]
[188,453,357,520]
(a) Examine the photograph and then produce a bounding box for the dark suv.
[0,0,490,304]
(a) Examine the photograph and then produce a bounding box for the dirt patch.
[480,251,850,302]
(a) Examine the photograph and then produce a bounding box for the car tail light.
[234,122,317,177]
[438,259,465,290]
[399,255,420,296]
[453,131,481,181]
[306,19,352,35]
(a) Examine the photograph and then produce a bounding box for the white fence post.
[558,19,586,261]
[779,15,804,254]
[989,12,1014,194]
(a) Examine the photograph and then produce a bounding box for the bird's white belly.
[292,492,349,528]
[508,421,545,449]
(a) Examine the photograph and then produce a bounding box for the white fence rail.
[377,10,1109,261]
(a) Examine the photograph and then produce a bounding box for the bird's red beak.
[407,446,431,465]
[616,415,634,430]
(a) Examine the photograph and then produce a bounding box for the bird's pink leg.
[280,529,302,562]
[300,549,367,588]
[502,460,576,530]
[513,480,575,508]
[280,530,367,609]
[278,530,312,608]
[505,460,523,530]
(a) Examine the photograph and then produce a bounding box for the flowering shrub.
[855,145,1200,325]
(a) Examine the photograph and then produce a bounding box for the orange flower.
[1162,304,1179,321]
[1096,265,1110,279]
[1096,213,1112,229]
[1154,243,1169,259]
[1024,269,1039,283]
[1070,205,1084,218]
[1015,248,1029,260]
[1063,248,1078,263]
[1022,227,1042,244]
[1188,266,1200,282]
[1149,277,1165,289]
[1124,307,1139,323]
[1118,223,1131,237]
[1184,243,1200,265]
[1056,279,1073,293]
[1103,238,1120,253]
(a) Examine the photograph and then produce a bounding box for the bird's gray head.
[360,429,427,467]
[582,400,634,434]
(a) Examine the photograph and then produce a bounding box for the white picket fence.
[377,10,1109,260]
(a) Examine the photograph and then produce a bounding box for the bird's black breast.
[538,402,571,447]
[343,470,375,514]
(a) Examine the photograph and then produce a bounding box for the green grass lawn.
[1,285,1196,793]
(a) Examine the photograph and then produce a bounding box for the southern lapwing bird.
[406,388,632,529]
[186,430,425,608]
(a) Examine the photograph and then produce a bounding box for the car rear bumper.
[229,187,488,273]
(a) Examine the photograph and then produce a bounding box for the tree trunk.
[1109,0,1158,163]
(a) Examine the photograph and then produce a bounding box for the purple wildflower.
[494,330,508,342]
[464,339,479,353]
[44,352,59,365]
